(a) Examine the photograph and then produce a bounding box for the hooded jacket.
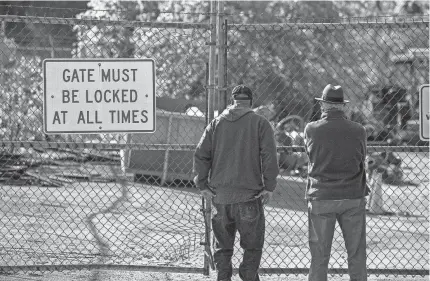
[193,105,279,204]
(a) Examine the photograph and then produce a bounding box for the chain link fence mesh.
[0,6,428,277]
[0,8,211,273]
[226,16,429,275]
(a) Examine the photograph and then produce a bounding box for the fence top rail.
[1,14,427,30]
[0,14,212,30]
[229,16,429,30]
[0,141,427,153]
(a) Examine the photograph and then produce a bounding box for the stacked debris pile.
[0,147,122,187]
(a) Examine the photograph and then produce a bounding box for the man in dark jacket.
[194,84,279,281]
[304,84,368,281]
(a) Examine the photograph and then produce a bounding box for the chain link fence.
[226,15,429,275]
[0,7,212,274]
[0,4,428,278]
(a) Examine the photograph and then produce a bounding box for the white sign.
[43,59,156,134]
[419,84,429,141]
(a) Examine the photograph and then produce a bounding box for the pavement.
[0,271,428,281]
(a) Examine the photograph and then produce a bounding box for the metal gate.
[221,13,429,276]
[0,3,215,275]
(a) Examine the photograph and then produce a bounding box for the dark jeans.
[212,198,265,281]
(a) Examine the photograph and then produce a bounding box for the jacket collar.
[321,110,347,120]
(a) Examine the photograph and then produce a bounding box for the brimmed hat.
[315,84,349,104]
[231,85,253,101]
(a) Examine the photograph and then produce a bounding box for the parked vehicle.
[275,115,308,177]
[397,119,429,146]
[367,150,403,184]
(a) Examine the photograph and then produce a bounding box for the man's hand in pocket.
[200,188,215,199]
[255,190,273,204]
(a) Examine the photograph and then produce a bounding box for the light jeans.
[308,198,367,281]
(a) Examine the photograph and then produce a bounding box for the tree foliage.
[224,1,429,121]
[1,1,89,49]
[133,1,210,100]
[73,0,428,122]
[0,37,44,141]
[74,0,210,101]
[0,1,427,142]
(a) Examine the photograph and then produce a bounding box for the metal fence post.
[217,1,226,113]
[223,19,228,111]
[202,0,218,276]
[160,115,173,186]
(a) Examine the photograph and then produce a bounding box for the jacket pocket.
[238,199,260,222]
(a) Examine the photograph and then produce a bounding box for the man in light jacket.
[194,84,279,281]
[305,84,369,281]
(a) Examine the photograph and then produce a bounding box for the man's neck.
[232,101,251,109]
[321,109,346,119]
[321,109,343,113]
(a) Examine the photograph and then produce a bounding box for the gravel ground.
[0,180,427,271]
[0,152,427,280]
